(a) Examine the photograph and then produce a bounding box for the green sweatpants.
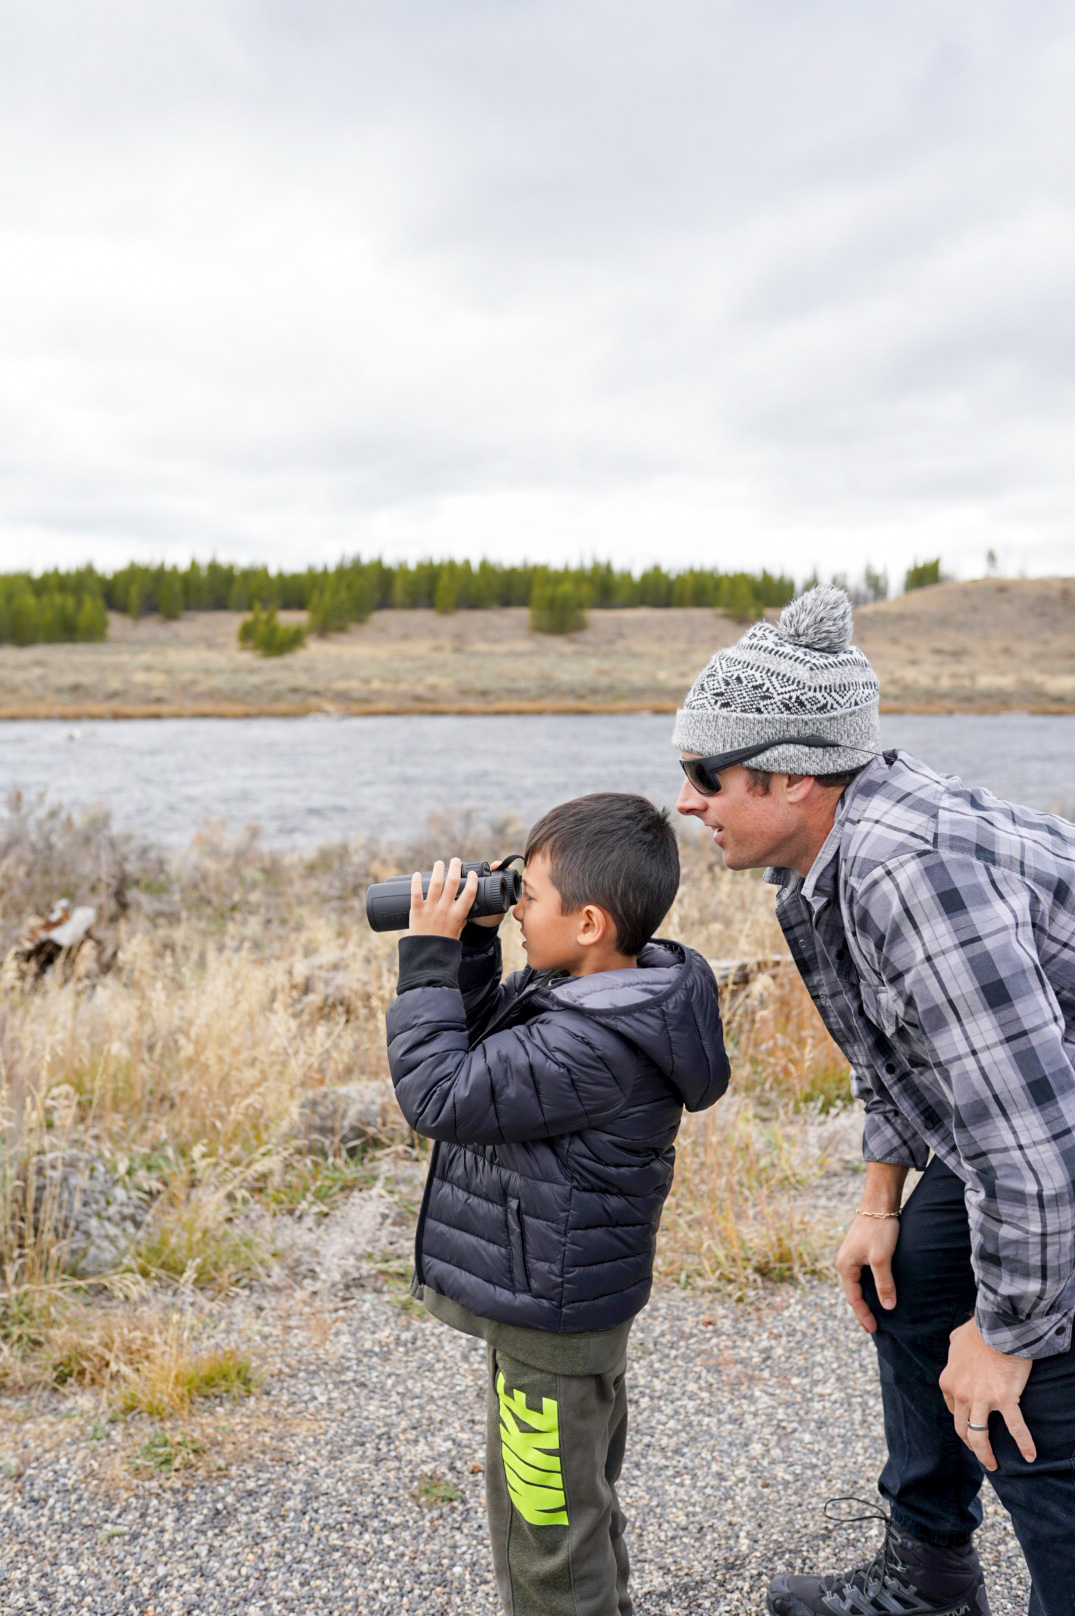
[485,1341,632,1616]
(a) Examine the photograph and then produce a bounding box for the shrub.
[307,582,351,637]
[721,574,763,622]
[0,578,109,646]
[228,567,277,612]
[637,566,673,608]
[349,573,377,623]
[433,569,459,615]
[529,576,588,635]
[904,558,942,592]
[75,594,109,641]
[671,570,721,607]
[157,570,184,621]
[119,1341,256,1417]
[307,571,376,635]
[237,603,306,657]
[11,587,40,645]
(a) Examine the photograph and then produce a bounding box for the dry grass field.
[0,797,856,1447]
[0,577,1071,717]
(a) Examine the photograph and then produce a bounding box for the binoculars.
[365,858,523,933]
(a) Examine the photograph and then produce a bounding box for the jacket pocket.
[506,1197,530,1291]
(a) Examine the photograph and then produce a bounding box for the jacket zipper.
[413,1139,439,1286]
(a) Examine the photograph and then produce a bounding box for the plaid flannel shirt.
[767,750,1075,1359]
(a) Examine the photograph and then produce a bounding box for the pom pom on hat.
[777,584,854,654]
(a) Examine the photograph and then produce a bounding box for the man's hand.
[837,1215,901,1333]
[835,1162,908,1332]
[408,858,478,939]
[939,1319,1035,1471]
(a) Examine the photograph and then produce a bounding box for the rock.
[288,1082,397,1157]
[15,1152,151,1277]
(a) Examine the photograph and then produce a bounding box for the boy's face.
[512,850,593,972]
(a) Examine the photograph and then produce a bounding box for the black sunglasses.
[679,735,840,796]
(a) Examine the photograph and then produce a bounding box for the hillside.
[854,577,1074,712]
[0,578,1070,717]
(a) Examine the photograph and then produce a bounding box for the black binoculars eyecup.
[364,856,524,933]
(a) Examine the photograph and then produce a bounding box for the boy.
[386,792,730,1616]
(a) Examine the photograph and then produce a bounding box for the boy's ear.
[576,904,611,947]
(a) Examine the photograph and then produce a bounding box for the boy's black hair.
[524,793,680,958]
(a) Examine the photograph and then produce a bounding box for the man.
[673,585,1075,1616]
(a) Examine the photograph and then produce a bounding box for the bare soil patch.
[0,578,1070,717]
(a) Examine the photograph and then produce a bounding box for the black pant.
[860,1155,1075,1616]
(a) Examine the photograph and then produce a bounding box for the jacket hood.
[545,939,729,1112]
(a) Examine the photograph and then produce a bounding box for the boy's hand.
[408,858,479,939]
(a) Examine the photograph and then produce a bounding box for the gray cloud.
[1,1,1073,584]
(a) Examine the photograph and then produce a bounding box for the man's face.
[675,758,803,870]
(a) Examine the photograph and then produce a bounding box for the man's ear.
[576,904,610,948]
[783,773,818,805]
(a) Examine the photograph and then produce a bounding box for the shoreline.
[2,700,1074,720]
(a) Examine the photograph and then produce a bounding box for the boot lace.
[820,1497,911,1600]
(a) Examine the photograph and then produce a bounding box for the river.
[1,713,1072,848]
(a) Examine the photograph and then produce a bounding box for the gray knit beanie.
[671,584,881,776]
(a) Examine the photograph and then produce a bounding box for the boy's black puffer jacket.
[386,928,730,1333]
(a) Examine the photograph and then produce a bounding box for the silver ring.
[966,1421,989,1431]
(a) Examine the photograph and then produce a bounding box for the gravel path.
[1,1279,1031,1615]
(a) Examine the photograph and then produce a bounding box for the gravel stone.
[0,1281,1031,1614]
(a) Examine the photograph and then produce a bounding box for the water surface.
[2,713,1072,848]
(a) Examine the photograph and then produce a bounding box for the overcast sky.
[2,2,1074,587]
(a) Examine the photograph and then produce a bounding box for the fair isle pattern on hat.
[682,623,879,716]
[671,585,881,777]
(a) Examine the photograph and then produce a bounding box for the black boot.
[767,1515,991,1616]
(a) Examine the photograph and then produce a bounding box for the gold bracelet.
[856,1208,901,1220]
